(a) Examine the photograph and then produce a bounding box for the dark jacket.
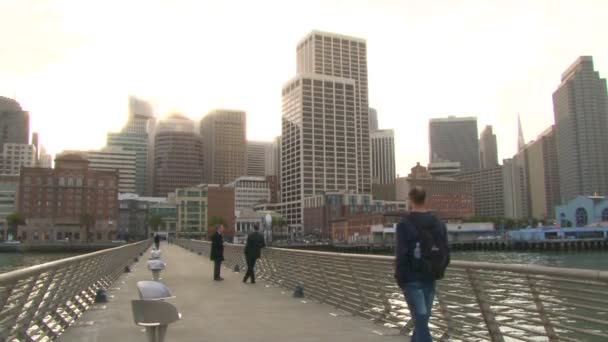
[244,231,266,259]
[154,235,160,244]
[395,212,449,285]
[210,232,224,261]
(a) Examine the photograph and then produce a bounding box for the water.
[0,252,80,274]
[452,250,608,270]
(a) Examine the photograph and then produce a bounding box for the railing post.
[435,290,453,342]
[526,275,558,341]
[467,269,505,342]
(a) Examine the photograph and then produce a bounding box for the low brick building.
[331,213,389,243]
[17,154,119,242]
[205,184,235,239]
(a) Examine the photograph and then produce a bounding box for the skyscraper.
[0,97,29,151]
[281,31,371,228]
[553,56,608,203]
[371,129,395,184]
[246,141,271,177]
[479,125,498,169]
[295,30,371,194]
[200,109,246,185]
[369,107,379,132]
[429,116,480,172]
[107,96,155,195]
[153,115,203,197]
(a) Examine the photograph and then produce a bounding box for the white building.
[0,143,36,175]
[371,129,395,184]
[226,176,270,216]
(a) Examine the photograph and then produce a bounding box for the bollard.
[125,265,132,273]
[134,256,139,262]
[233,265,240,272]
[95,289,108,303]
[198,251,202,255]
[152,270,161,281]
[293,285,304,298]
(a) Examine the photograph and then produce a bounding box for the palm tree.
[148,215,164,237]
[79,213,96,243]
[5,212,25,241]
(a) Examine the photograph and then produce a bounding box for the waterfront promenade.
[58,243,406,342]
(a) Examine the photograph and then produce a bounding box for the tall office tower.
[266,136,281,177]
[453,167,506,218]
[479,125,498,169]
[429,116,480,172]
[246,141,272,177]
[553,56,608,203]
[153,115,203,196]
[371,129,395,184]
[200,109,246,185]
[0,97,29,151]
[369,107,378,131]
[503,155,529,220]
[521,126,561,219]
[295,30,371,194]
[107,96,155,195]
[0,143,36,175]
[62,147,137,194]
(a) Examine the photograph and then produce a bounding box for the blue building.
[555,195,608,227]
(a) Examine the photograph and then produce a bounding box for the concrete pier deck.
[58,243,407,342]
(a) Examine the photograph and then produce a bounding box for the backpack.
[405,215,450,280]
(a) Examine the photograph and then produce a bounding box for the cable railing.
[0,240,150,341]
[176,238,608,342]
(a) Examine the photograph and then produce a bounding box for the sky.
[1,0,607,176]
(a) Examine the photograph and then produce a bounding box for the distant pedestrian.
[210,225,225,281]
[154,233,160,250]
[243,224,266,284]
[395,186,450,342]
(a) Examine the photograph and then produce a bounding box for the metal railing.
[0,240,151,341]
[177,239,608,342]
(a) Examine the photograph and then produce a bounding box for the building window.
[602,208,608,222]
[575,208,588,227]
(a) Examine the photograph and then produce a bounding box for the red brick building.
[331,213,389,243]
[205,184,235,239]
[396,163,474,220]
[17,154,119,242]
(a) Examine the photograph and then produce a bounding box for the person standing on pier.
[395,186,450,342]
[154,233,160,250]
[243,223,266,284]
[210,225,225,281]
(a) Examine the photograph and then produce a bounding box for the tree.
[148,215,164,235]
[5,212,25,241]
[80,213,96,243]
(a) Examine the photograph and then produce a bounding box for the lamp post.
[265,214,272,245]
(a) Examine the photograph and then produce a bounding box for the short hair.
[408,186,426,205]
[253,223,260,231]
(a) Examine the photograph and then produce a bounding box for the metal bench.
[147,260,166,281]
[131,299,182,342]
[136,281,175,300]
[150,249,161,260]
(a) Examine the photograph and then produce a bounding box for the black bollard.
[233,265,240,272]
[124,265,132,273]
[293,285,304,298]
[95,289,108,303]
[134,256,139,262]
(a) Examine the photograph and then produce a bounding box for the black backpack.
[406,216,450,280]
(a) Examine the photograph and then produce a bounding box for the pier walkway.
[58,243,405,342]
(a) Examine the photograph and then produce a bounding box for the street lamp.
[265,214,272,245]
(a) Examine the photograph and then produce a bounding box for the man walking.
[210,225,225,281]
[154,233,160,250]
[395,186,450,342]
[243,224,266,284]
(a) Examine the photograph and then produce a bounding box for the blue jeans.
[402,281,435,342]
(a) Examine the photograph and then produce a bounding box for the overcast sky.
[1,0,607,176]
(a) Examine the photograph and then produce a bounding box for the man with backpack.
[242,223,266,284]
[395,186,450,342]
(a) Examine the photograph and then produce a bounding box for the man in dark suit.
[243,224,266,284]
[210,225,225,281]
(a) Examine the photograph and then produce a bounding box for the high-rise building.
[0,97,29,152]
[295,30,371,194]
[226,176,270,215]
[479,125,498,169]
[371,129,395,185]
[553,56,608,203]
[17,154,119,242]
[153,115,203,197]
[107,96,155,195]
[62,147,137,194]
[0,175,19,240]
[200,110,246,185]
[369,107,379,131]
[0,143,36,175]
[503,155,529,220]
[204,184,235,239]
[266,137,281,177]
[38,146,52,168]
[429,116,480,171]
[281,30,371,227]
[453,167,506,218]
[521,126,561,219]
[246,141,271,177]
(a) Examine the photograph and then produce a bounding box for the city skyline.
[1,1,607,176]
